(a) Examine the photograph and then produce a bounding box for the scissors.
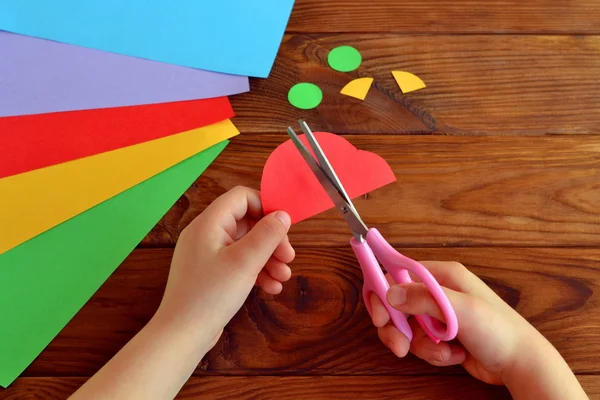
[286,120,458,343]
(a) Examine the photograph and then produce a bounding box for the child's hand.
[370,262,531,384]
[156,186,294,349]
[70,187,294,399]
[369,262,589,399]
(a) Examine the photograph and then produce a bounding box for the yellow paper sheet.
[392,71,426,93]
[340,77,373,100]
[0,119,239,255]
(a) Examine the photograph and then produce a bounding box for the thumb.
[225,211,291,273]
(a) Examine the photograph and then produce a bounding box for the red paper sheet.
[0,97,233,179]
[261,132,396,224]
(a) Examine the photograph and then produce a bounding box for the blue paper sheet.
[0,0,295,78]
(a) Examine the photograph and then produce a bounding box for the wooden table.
[4,1,600,398]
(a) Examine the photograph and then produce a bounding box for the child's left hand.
[155,186,294,350]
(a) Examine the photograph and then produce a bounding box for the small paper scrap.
[340,77,373,100]
[261,132,396,224]
[392,71,426,93]
[328,46,362,72]
[288,83,323,110]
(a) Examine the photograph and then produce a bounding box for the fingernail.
[388,286,407,306]
[451,346,465,356]
[450,345,467,363]
[274,211,291,229]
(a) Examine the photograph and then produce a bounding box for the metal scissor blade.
[287,122,369,240]
[298,120,355,208]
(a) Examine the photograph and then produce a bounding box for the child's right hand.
[370,261,589,399]
[370,261,530,384]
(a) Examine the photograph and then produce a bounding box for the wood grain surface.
[8,376,600,400]
[287,1,600,34]
[19,247,599,378]
[4,0,600,398]
[231,35,600,135]
[143,135,600,248]
[5,375,600,399]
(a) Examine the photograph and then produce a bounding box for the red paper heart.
[0,97,233,179]
[261,132,396,224]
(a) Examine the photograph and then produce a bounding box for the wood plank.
[143,135,600,248]
[287,1,600,34]
[4,376,600,400]
[230,35,600,135]
[21,247,600,377]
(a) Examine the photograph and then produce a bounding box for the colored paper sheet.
[0,141,228,388]
[261,132,396,224]
[0,1,295,78]
[0,96,233,179]
[0,31,249,117]
[392,71,426,93]
[0,120,239,255]
[340,77,373,100]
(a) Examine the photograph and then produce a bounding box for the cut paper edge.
[261,132,396,224]
[0,141,229,388]
[340,77,373,100]
[392,70,426,93]
[0,120,239,255]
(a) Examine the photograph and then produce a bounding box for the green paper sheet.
[0,141,228,388]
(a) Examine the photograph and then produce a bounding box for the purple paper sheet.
[0,31,250,117]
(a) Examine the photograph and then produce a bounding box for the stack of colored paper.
[0,0,295,388]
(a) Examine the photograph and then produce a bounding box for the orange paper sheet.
[0,119,239,255]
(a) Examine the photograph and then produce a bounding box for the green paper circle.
[288,83,323,110]
[328,46,362,72]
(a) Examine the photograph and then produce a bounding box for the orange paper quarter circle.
[261,132,396,224]
[391,71,426,93]
[340,77,373,100]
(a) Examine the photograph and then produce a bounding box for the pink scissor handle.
[350,237,414,341]
[351,228,459,343]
